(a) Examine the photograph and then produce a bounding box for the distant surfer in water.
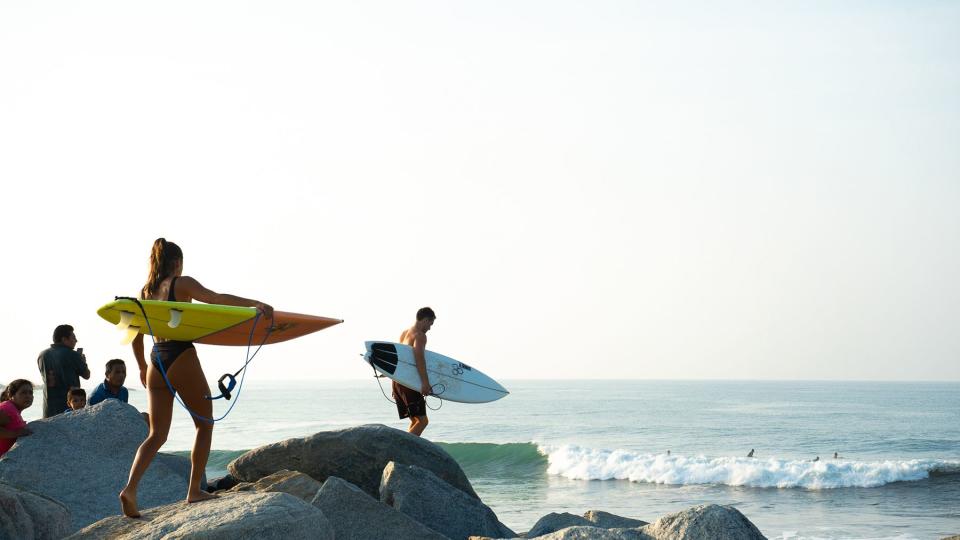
[747,449,755,458]
[120,238,273,518]
[393,307,436,437]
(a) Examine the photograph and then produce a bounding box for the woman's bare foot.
[119,488,141,518]
[187,490,217,504]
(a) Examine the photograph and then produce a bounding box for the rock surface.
[0,400,193,532]
[526,513,597,537]
[380,461,515,540]
[641,504,766,540]
[0,481,72,540]
[228,469,322,501]
[67,491,332,540]
[312,475,449,540]
[527,527,647,540]
[208,474,239,492]
[229,423,477,499]
[584,510,648,529]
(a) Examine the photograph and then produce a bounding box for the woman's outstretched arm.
[176,276,273,319]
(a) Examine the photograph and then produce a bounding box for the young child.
[66,387,87,411]
[0,379,34,457]
[88,359,129,406]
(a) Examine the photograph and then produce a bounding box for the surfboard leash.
[367,360,445,411]
[369,362,398,405]
[116,296,272,424]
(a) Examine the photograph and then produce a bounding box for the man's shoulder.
[39,345,71,361]
[88,383,106,405]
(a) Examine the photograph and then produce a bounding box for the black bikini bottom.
[151,341,195,372]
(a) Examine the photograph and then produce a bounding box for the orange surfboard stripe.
[196,311,343,346]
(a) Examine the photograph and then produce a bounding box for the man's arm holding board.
[414,333,431,396]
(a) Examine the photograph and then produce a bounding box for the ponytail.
[141,238,183,298]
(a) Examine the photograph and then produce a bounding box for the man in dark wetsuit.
[393,307,436,437]
[37,324,90,418]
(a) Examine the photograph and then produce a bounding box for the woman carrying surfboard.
[119,238,273,518]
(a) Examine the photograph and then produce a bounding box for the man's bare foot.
[187,490,217,504]
[119,489,141,518]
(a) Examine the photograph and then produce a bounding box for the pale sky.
[1,1,957,384]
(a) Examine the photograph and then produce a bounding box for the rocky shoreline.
[0,400,808,539]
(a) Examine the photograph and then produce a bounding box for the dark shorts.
[392,381,426,419]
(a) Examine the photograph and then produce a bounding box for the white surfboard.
[362,341,509,404]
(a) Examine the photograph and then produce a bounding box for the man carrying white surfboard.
[393,307,436,436]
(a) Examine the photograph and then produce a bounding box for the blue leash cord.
[120,297,272,424]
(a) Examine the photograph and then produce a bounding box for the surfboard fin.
[168,309,183,329]
[115,311,135,331]
[120,326,140,345]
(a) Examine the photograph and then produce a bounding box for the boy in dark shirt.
[88,359,129,406]
[66,387,86,411]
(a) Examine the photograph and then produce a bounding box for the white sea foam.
[539,444,960,489]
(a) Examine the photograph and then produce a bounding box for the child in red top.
[0,379,34,457]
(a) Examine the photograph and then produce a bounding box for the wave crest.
[540,444,960,489]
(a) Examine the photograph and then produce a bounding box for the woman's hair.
[1,379,32,402]
[142,238,183,299]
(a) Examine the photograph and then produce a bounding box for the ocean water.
[22,379,960,539]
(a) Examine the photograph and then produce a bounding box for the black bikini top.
[167,277,179,302]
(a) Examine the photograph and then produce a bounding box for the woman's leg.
[164,349,216,502]
[120,362,175,518]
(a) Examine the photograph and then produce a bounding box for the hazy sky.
[1,1,957,384]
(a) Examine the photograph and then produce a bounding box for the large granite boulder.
[584,511,648,529]
[523,510,649,538]
[67,491,332,539]
[0,400,193,532]
[230,424,477,499]
[312,475,448,540]
[641,504,766,540]
[526,513,596,537]
[380,461,515,540]
[228,469,323,501]
[0,481,72,539]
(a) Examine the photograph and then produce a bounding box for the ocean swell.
[437,442,548,479]
[196,443,960,490]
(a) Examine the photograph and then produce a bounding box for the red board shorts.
[392,381,427,419]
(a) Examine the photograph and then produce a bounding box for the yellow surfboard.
[97,299,257,343]
[97,298,343,346]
